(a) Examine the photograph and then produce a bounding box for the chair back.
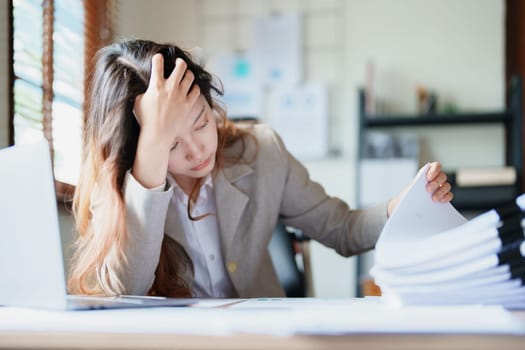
[268,222,306,297]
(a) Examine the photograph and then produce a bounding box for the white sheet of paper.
[1,298,524,335]
[392,270,517,293]
[266,83,328,158]
[373,163,467,268]
[252,14,302,87]
[385,237,501,274]
[375,254,503,285]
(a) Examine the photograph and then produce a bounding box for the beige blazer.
[101,124,388,298]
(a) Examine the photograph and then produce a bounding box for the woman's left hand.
[387,162,453,217]
[425,162,453,203]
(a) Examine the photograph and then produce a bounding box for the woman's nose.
[185,139,204,161]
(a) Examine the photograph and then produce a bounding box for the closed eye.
[192,105,206,125]
[196,119,209,130]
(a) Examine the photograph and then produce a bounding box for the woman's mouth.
[191,155,212,171]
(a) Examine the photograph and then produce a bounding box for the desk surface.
[1,300,524,350]
[1,331,525,350]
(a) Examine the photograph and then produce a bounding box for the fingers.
[442,191,454,202]
[187,84,201,105]
[426,162,442,181]
[426,172,447,193]
[432,182,452,202]
[179,70,195,95]
[436,190,453,203]
[150,55,187,87]
[425,163,454,203]
[150,55,196,98]
[168,58,188,87]
[150,54,164,87]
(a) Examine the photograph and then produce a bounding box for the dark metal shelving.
[357,76,523,207]
[363,112,512,127]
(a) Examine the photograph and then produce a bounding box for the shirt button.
[209,254,215,261]
[227,262,237,273]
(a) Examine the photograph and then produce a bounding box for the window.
[10,0,115,198]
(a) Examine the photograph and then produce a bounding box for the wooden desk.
[1,331,525,350]
[1,308,523,350]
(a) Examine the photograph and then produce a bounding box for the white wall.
[344,0,505,170]
[0,1,505,172]
[303,158,357,297]
[0,0,9,148]
[115,0,200,47]
[116,0,506,167]
[117,0,348,155]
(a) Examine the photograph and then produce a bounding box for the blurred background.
[1,0,524,298]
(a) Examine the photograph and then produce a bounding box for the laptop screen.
[0,139,69,309]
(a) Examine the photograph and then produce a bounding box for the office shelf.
[357,76,523,212]
[363,112,511,127]
[355,76,523,297]
[446,173,520,211]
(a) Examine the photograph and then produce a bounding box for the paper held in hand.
[371,164,525,308]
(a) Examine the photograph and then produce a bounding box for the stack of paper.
[371,164,525,309]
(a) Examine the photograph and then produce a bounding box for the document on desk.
[228,298,525,334]
[0,298,524,336]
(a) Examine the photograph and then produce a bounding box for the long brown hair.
[68,39,252,297]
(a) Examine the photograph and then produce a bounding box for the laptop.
[0,139,198,310]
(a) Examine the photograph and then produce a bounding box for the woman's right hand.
[131,54,200,189]
[134,54,200,149]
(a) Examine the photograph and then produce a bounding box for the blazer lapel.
[164,199,190,256]
[214,164,253,255]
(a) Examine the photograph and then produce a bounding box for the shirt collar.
[168,174,214,205]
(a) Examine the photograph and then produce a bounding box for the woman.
[68,39,453,298]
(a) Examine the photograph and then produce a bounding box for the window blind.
[11,0,116,200]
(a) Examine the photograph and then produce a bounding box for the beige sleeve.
[267,131,388,256]
[95,171,172,295]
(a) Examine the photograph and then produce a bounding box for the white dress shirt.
[167,175,236,298]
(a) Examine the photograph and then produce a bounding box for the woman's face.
[167,95,218,190]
